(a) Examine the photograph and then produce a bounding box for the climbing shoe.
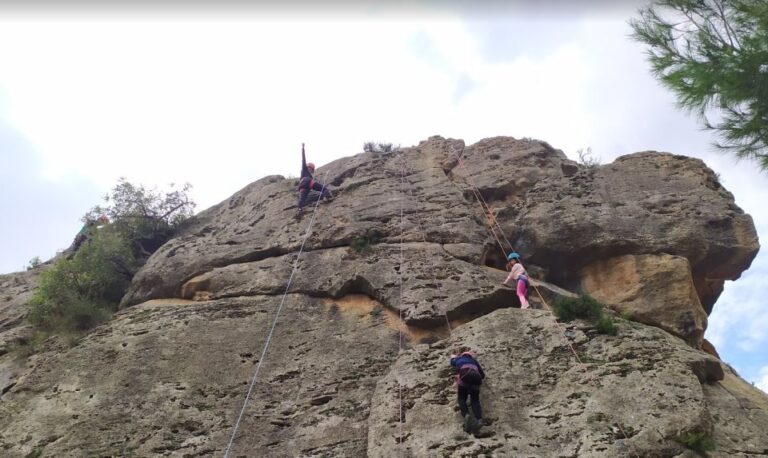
[462,414,473,433]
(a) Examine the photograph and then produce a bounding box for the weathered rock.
[0,268,41,354]
[1,135,764,457]
[175,243,527,328]
[580,254,708,346]
[121,142,490,307]
[367,308,766,457]
[512,152,759,312]
[0,296,410,457]
[702,338,721,359]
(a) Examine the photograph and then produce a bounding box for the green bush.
[554,295,618,336]
[26,256,42,271]
[86,178,195,259]
[677,431,715,454]
[553,295,603,322]
[24,445,44,458]
[363,141,396,153]
[350,229,384,253]
[28,229,137,332]
[25,178,195,342]
[595,316,618,336]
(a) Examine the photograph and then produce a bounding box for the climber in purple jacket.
[450,346,486,433]
[297,143,333,210]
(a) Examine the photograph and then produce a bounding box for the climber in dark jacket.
[297,143,332,210]
[450,346,486,433]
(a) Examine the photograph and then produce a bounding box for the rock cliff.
[0,136,765,457]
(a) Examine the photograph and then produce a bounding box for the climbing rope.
[396,149,405,453]
[223,172,330,458]
[449,144,640,457]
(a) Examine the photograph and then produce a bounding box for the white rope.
[397,150,405,453]
[223,171,329,458]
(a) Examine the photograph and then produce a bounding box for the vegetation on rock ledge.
[553,295,618,335]
[25,179,195,338]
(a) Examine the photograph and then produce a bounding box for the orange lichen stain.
[323,295,448,344]
[137,298,199,307]
[449,317,471,329]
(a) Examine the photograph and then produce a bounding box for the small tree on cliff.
[85,178,196,259]
[28,179,196,335]
[28,228,138,332]
[630,0,768,170]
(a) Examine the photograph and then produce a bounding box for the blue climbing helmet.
[507,252,521,262]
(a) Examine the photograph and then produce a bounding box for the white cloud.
[0,13,601,213]
[707,250,768,351]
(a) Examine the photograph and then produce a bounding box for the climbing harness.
[223,172,330,458]
[457,363,483,386]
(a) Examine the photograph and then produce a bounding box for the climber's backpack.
[458,363,483,386]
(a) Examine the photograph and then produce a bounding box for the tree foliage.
[28,179,195,334]
[363,141,397,153]
[630,0,768,169]
[86,178,196,258]
[576,147,601,168]
[28,229,138,332]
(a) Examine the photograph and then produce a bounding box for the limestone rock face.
[512,152,759,312]
[1,136,765,456]
[120,136,578,310]
[0,296,406,457]
[367,308,767,457]
[580,254,708,346]
[0,269,39,354]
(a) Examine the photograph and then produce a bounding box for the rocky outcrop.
[580,254,708,346]
[122,138,758,326]
[0,269,39,355]
[2,299,766,457]
[512,152,759,312]
[0,296,404,457]
[367,308,767,457]
[0,136,764,456]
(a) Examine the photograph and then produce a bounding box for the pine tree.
[630,0,768,170]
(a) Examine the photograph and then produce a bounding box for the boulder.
[367,308,765,457]
[1,136,766,457]
[512,152,759,312]
[579,254,708,346]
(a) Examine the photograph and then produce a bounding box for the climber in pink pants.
[502,252,531,309]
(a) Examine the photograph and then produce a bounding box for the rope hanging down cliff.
[396,149,406,453]
[223,169,330,458]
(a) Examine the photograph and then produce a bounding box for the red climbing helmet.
[307,162,316,172]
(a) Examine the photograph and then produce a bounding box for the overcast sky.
[0,2,765,392]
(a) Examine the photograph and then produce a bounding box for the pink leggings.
[517,278,530,309]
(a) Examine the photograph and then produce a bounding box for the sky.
[0,1,766,391]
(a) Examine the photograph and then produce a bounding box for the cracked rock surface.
[0,136,765,456]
